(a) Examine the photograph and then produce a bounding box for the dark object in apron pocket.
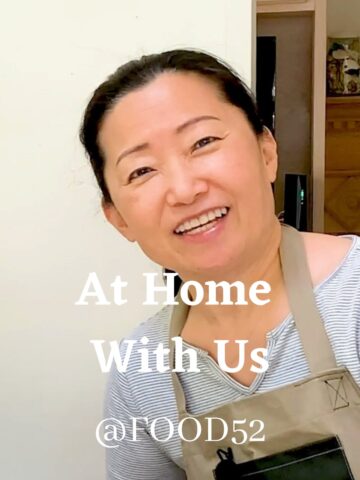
[213,437,354,479]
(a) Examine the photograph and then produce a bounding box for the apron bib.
[168,224,360,479]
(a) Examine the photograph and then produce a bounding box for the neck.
[182,221,283,325]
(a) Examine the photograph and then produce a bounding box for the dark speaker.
[256,36,276,133]
[284,174,308,231]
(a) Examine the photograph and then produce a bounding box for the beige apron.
[169,224,360,479]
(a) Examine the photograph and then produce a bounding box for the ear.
[101,199,136,242]
[259,127,278,183]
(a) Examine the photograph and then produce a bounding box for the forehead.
[99,72,236,143]
[116,71,225,115]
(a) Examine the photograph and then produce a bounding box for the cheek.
[117,187,163,234]
[212,143,262,189]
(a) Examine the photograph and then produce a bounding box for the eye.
[192,136,220,152]
[128,166,154,183]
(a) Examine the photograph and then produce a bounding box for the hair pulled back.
[79,48,264,204]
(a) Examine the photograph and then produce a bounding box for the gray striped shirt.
[105,235,360,479]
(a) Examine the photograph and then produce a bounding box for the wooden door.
[325,97,360,234]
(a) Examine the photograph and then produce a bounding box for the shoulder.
[109,303,175,401]
[110,304,174,385]
[296,232,360,382]
[106,304,180,442]
[299,231,360,288]
[104,304,185,476]
[122,303,173,349]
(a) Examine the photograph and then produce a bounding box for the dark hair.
[79,48,264,205]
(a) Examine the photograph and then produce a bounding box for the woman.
[80,49,360,479]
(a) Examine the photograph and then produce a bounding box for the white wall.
[0,1,255,479]
[327,0,360,37]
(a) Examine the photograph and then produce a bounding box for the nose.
[165,162,208,206]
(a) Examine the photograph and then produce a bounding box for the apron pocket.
[213,437,354,479]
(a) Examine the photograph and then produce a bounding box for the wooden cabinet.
[257,1,315,13]
[325,97,360,234]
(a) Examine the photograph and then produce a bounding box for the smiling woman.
[81,59,277,278]
[79,49,360,480]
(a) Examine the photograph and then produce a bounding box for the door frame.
[257,0,327,232]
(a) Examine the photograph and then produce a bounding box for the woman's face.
[99,72,278,279]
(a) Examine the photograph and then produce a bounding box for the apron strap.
[169,295,189,416]
[280,224,337,373]
[169,224,338,416]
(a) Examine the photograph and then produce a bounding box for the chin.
[179,255,233,280]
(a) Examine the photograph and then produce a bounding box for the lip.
[174,208,229,243]
[173,205,229,233]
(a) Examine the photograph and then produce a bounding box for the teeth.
[175,207,228,234]
[199,214,209,225]
[184,221,192,230]
[185,222,217,235]
[190,218,200,228]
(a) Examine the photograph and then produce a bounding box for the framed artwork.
[327,37,360,96]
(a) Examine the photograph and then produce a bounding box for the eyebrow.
[115,115,221,166]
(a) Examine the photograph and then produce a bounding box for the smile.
[174,207,229,235]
